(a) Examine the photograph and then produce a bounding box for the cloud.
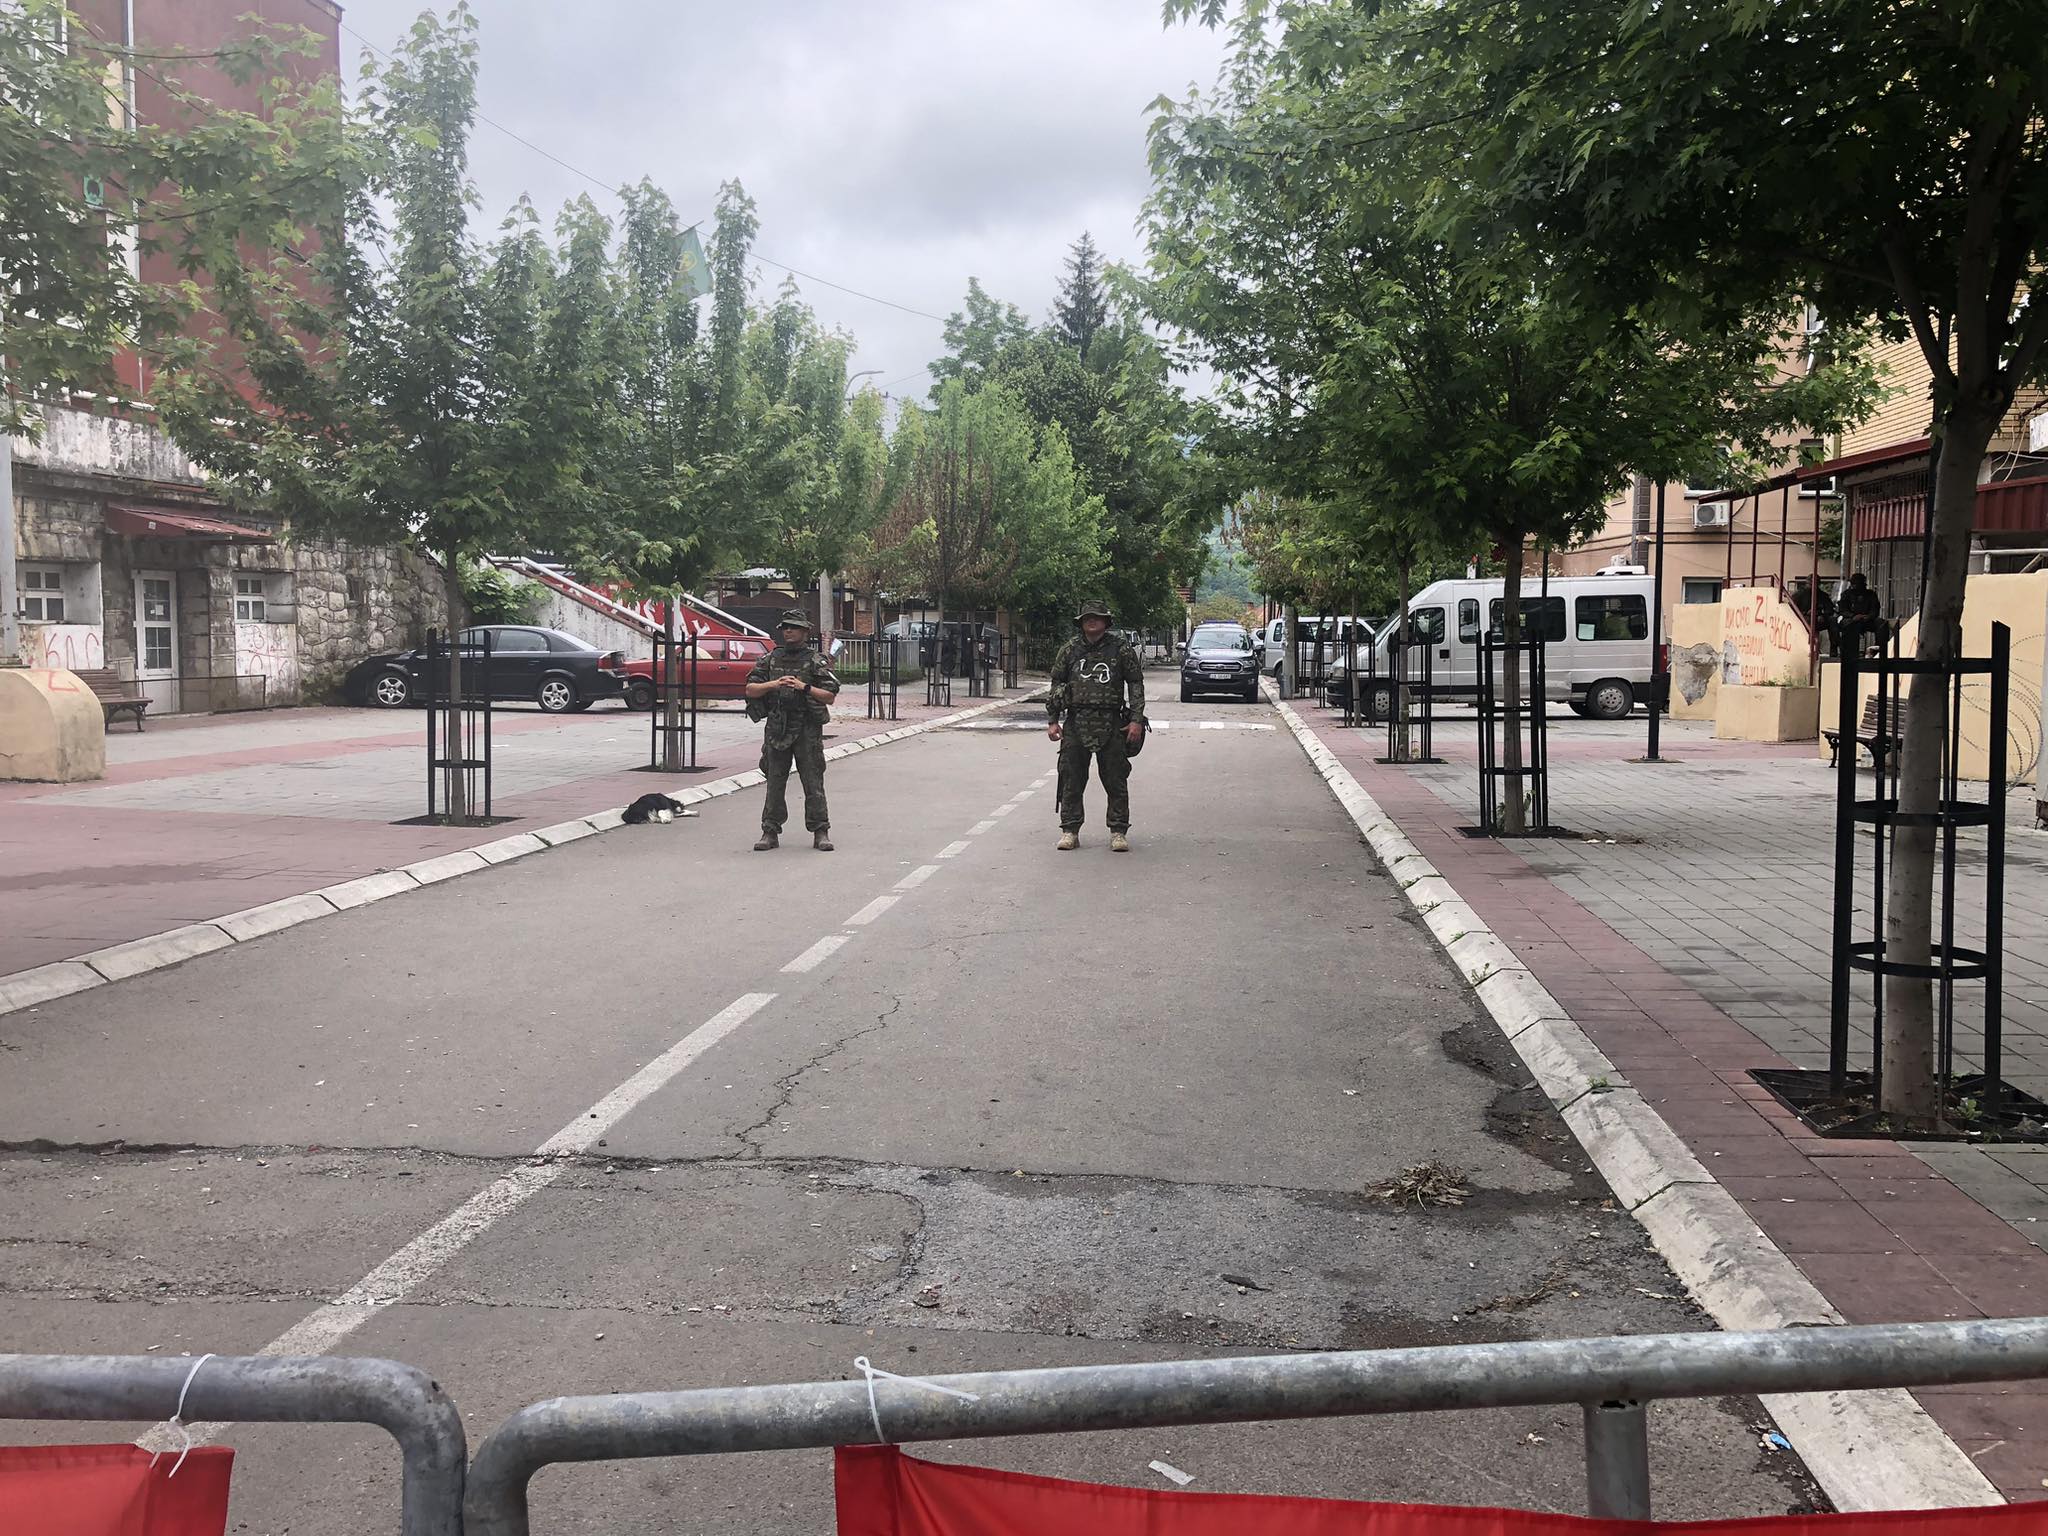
[333,0,1228,399]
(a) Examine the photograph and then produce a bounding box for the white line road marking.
[936,841,971,859]
[1147,720,1275,731]
[169,991,781,1443]
[895,864,941,891]
[845,894,899,926]
[781,935,850,973]
[1009,790,1035,803]
[992,804,1016,818]
[968,820,999,835]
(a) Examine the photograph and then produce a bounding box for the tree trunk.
[1880,407,2001,1121]
[441,553,469,821]
[1499,530,1527,835]
[1282,603,1298,700]
[1394,550,1413,758]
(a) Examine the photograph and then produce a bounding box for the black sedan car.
[1179,624,1261,702]
[344,626,629,713]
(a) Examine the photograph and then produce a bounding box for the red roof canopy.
[104,505,271,542]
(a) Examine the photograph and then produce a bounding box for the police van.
[1354,570,1657,720]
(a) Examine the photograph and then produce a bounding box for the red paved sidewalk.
[0,691,1013,979]
[1296,705,2048,1502]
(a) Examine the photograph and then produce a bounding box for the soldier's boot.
[1057,830,1079,851]
[1110,831,1130,853]
[753,831,779,852]
[813,829,834,852]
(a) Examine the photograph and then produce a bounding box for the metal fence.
[0,1353,465,1536]
[1477,633,1549,835]
[463,1317,2048,1535]
[424,628,493,822]
[645,630,701,773]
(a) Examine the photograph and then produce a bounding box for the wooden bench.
[1824,692,1911,769]
[75,668,151,732]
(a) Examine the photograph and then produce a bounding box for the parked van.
[1356,572,1657,719]
[1257,614,1383,680]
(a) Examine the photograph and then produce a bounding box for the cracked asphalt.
[0,676,1822,1531]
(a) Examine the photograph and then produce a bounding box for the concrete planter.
[1714,683,1821,743]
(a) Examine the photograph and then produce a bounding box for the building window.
[1575,593,1648,642]
[235,575,267,622]
[22,567,65,623]
[1681,578,1723,605]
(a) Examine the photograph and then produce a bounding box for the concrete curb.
[0,690,1041,1021]
[1265,684,2001,1513]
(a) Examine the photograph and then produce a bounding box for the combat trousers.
[761,731,830,834]
[1057,730,1130,832]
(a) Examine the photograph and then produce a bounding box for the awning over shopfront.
[1852,474,2048,542]
[104,504,272,542]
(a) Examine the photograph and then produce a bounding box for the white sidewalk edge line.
[1264,683,2001,1514]
[0,689,1044,1019]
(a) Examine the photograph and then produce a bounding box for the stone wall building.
[10,406,447,710]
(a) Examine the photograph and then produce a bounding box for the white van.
[1257,614,1382,679]
[1357,572,1657,719]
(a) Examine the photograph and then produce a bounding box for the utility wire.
[314,2,948,325]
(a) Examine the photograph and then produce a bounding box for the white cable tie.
[149,1352,215,1478]
[853,1355,979,1445]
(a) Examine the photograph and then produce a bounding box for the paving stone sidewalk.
[0,688,1018,978]
[1292,701,2048,1501]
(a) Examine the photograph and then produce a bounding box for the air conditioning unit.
[1694,501,1732,530]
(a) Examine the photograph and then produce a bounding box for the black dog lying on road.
[622,793,688,825]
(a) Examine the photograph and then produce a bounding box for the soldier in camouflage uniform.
[745,611,841,851]
[1046,599,1147,852]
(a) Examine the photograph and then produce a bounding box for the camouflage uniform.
[1047,619,1146,834]
[746,617,841,839]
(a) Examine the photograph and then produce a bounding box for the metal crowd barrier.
[0,1353,465,1536]
[464,1318,2048,1535]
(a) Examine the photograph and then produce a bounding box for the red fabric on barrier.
[836,1445,2042,1536]
[0,1444,233,1536]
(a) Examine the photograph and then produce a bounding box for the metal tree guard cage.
[1477,633,1549,836]
[647,629,702,772]
[1824,623,2012,1117]
[925,623,952,708]
[867,633,901,721]
[1379,638,1438,764]
[967,617,993,698]
[424,627,492,822]
[1342,633,1381,729]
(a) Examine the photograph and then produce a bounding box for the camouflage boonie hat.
[776,609,813,630]
[1073,599,1113,622]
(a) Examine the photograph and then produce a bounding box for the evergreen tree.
[1053,232,1109,358]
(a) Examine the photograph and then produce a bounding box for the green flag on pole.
[678,227,712,300]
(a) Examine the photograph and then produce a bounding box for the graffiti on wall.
[20,624,105,672]
[234,621,301,705]
[1720,589,1810,686]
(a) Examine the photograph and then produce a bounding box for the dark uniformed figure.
[744,611,841,851]
[1046,599,1146,852]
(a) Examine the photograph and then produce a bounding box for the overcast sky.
[331,0,1231,404]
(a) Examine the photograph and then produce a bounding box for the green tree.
[1147,2,1877,812]
[929,277,1029,392]
[159,6,593,817]
[1053,232,1109,359]
[1384,0,2048,1119]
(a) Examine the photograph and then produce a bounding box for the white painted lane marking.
[936,841,970,859]
[967,820,998,835]
[782,935,850,973]
[845,894,899,926]
[992,804,1016,818]
[895,864,941,891]
[1009,790,1035,803]
[175,990,781,1437]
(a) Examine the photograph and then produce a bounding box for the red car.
[621,634,772,709]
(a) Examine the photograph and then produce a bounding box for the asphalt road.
[0,676,1820,1532]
